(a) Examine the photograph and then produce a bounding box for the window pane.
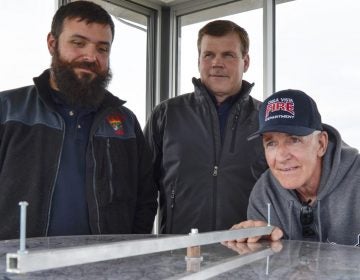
[0,0,56,90]
[108,17,147,127]
[276,0,360,149]
[179,1,263,101]
[93,0,148,128]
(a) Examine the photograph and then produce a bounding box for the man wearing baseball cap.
[226,89,360,246]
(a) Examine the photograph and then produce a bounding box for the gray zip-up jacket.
[248,124,360,246]
[144,78,267,234]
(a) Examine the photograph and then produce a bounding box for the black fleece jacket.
[144,78,267,234]
[0,70,157,240]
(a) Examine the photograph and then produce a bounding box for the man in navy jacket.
[0,1,157,240]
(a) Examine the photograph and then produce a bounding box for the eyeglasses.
[300,201,316,238]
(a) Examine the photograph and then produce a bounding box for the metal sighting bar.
[6,226,273,274]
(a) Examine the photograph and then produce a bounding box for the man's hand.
[223,240,283,255]
[227,220,283,243]
[223,240,264,255]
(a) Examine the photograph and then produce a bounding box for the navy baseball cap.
[248,89,323,140]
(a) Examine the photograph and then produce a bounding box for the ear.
[47,32,56,56]
[317,131,328,157]
[243,54,250,73]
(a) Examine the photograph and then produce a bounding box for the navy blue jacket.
[0,70,157,240]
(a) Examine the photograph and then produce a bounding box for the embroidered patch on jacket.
[106,113,126,135]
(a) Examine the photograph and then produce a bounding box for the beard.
[51,48,112,108]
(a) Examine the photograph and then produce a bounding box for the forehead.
[200,33,241,52]
[60,17,113,43]
[262,131,313,142]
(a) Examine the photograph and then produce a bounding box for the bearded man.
[0,1,157,240]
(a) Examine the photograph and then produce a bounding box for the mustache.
[71,61,100,74]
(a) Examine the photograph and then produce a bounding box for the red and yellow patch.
[106,113,126,135]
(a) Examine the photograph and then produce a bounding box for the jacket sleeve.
[143,105,165,190]
[132,119,158,233]
[248,98,269,180]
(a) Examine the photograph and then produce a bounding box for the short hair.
[197,20,249,57]
[51,1,115,41]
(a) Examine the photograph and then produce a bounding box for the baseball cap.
[248,89,323,140]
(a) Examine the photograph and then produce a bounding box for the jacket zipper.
[45,115,66,236]
[106,138,114,203]
[91,139,102,234]
[89,108,115,234]
[213,165,218,176]
[212,165,218,230]
[169,188,176,233]
[208,96,220,231]
[229,113,240,153]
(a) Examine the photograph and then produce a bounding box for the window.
[107,16,147,127]
[276,0,360,149]
[0,0,56,91]
[87,0,150,128]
